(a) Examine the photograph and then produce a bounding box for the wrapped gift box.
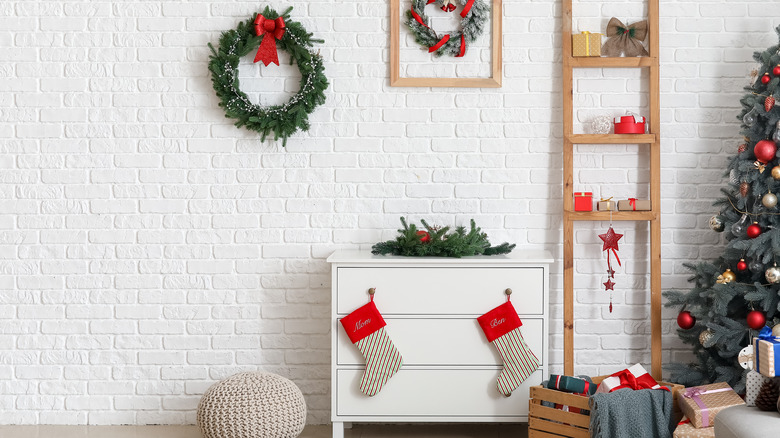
[572,31,601,57]
[754,327,780,377]
[745,369,780,406]
[574,192,593,211]
[618,199,651,211]
[678,382,744,428]
[614,115,646,134]
[595,363,667,394]
[546,374,597,395]
[673,417,714,438]
[597,200,616,211]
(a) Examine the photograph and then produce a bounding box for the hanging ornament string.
[727,197,780,217]
[598,213,623,313]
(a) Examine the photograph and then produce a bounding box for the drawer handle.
[368,287,376,296]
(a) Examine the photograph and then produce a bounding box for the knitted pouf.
[197,371,307,438]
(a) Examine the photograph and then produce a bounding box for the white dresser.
[328,249,553,437]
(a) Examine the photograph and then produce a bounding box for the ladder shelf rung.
[565,211,656,221]
[567,56,655,68]
[567,134,656,144]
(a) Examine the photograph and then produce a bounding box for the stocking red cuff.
[477,300,523,342]
[340,301,387,343]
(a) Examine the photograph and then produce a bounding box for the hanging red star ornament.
[599,226,623,313]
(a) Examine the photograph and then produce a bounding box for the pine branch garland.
[371,217,515,258]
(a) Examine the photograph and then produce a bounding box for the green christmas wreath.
[371,217,515,258]
[405,0,490,57]
[207,6,328,146]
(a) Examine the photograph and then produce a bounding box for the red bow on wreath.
[253,15,286,66]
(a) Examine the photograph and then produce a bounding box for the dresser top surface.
[327,249,554,265]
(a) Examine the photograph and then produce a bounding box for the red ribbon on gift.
[607,369,670,393]
[628,198,637,210]
[253,15,286,66]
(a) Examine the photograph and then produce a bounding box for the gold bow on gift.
[602,17,649,57]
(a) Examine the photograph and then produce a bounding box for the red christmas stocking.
[478,298,540,396]
[340,297,403,396]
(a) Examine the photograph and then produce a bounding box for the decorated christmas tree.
[664,26,780,392]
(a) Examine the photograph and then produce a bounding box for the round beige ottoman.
[197,371,307,438]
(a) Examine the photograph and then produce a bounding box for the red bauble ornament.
[747,310,766,330]
[754,139,778,164]
[677,310,696,330]
[766,96,776,112]
[737,259,748,272]
[747,222,762,238]
[774,64,780,76]
[762,73,771,85]
[416,230,430,243]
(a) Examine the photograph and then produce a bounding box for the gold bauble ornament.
[699,329,714,346]
[772,165,780,180]
[773,325,780,337]
[717,268,736,284]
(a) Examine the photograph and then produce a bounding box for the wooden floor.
[0,424,529,438]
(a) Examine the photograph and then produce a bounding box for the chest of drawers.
[328,250,552,437]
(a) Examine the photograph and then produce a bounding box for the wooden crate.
[528,376,684,438]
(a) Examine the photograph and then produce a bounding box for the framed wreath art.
[390,0,502,88]
[207,6,328,146]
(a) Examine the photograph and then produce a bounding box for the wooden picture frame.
[390,0,502,88]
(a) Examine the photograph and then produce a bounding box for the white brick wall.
[0,0,773,426]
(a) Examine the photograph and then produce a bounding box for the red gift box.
[613,115,646,134]
[574,192,593,211]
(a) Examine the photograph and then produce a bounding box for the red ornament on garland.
[677,310,696,330]
[747,310,766,330]
[737,259,748,273]
[766,96,776,112]
[747,222,762,238]
[762,73,771,85]
[738,143,748,154]
[774,65,780,77]
[416,230,431,243]
[754,139,778,164]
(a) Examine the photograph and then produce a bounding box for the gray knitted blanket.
[589,388,673,438]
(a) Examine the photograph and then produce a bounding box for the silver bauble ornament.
[750,260,764,273]
[773,325,780,337]
[730,169,739,184]
[732,213,749,236]
[764,192,778,208]
[738,345,754,370]
[744,109,758,126]
[709,215,725,232]
[590,116,612,134]
[766,264,780,284]
[699,329,714,346]
[774,120,780,143]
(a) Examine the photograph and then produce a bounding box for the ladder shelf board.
[567,56,655,68]
[567,134,656,144]
[565,211,656,222]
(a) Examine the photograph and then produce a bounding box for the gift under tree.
[664,26,780,392]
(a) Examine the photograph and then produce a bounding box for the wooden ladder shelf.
[562,0,662,379]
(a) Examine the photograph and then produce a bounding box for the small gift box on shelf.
[673,417,714,438]
[754,326,780,377]
[597,197,616,211]
[618,198,651,211]
[614,114,646,134]
[574,192,593,211]
[572,31,602,57]
[595,363,668,394]
[678,382,744,428]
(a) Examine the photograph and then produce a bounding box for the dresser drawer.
[335,368,543,417]
[336,318,544,367]
[335,267,544,315]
